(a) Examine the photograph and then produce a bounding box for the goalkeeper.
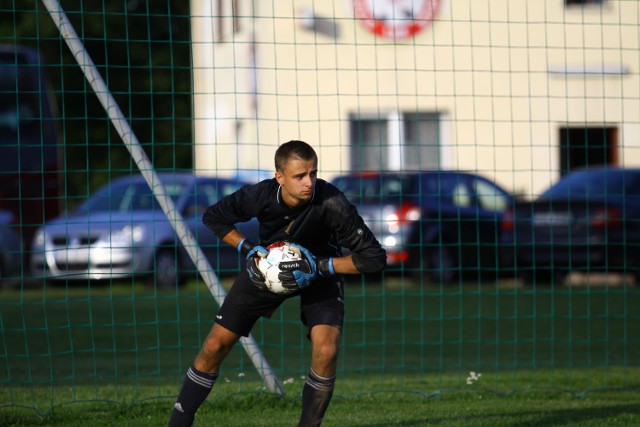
[168,140,387,427]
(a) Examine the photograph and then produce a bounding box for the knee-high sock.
[297,368,336,427]
[168,364,218,427]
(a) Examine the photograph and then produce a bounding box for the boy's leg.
[168,364,219,427]
[168,323,240,427]
[297,324,341,427]
[168,271,284,426]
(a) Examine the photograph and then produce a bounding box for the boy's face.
[275,157,318,208]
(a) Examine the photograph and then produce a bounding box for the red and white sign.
[353,0,442,40]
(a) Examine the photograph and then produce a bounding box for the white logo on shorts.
[216,314,223,320]
[174,402,184,413]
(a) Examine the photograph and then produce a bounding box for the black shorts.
[215,270,345,337]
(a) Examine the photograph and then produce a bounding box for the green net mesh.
[0,0,639,415]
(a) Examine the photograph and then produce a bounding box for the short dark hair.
[274,140,317,172]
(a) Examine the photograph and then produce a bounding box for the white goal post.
[41,0,284,396]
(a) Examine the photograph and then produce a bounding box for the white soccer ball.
[257,242,303,295]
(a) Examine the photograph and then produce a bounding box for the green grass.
[2,376,640,426]
[1,277,639,425]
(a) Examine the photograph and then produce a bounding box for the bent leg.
[298,324,341,427]
[168,323,241,427]
[195,322,241,372]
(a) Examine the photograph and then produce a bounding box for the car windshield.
[541,170,640,200]
[333,174,412,200]
[76,180,186,213]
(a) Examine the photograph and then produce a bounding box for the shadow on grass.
[507,404,640,427]
[352,403,640,427]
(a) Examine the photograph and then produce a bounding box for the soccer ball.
[257,242,303,295]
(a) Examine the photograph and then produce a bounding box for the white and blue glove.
[237,238,268,259]
[238,239,268,288]
[278,243,335,290]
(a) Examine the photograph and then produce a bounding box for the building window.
[349,112,440,172]
[559,126,618,176]
[349,117,387,172]
[565,0,604,5]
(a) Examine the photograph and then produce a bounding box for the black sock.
[168,364,218,427]
[297,368,336,427]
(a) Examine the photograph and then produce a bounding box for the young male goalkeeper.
[168,140,387,426]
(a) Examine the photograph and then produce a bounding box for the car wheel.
[150,249,182,289]
[631,268,640,285]
[424,244,458,285]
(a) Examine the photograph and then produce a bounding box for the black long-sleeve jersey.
[203,178,387,274]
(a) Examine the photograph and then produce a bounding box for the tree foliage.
[0,0,193,202]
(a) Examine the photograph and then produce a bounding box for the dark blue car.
[505,167,640,284]
[332,171,515,284]
[0,210,22,285]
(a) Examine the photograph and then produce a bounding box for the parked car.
[30,173,258,288]
[0,210,22,284]
[332,171,515,284]
[0,45,62,254]
[504,167,640,284]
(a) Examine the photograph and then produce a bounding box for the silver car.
[30,173,259,288]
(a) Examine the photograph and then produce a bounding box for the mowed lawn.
[1,276,639,426]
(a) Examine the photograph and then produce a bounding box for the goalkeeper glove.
[246,256,268,290]
[317,258,335,276]
[238,239,268,289]
[278,243,336,289]
[237,238,268,259]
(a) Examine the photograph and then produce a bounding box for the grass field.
[1,277,639,426]
[2,378,640,426]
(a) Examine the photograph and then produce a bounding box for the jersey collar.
[276,184,315,209]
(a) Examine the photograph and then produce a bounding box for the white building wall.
[193,0,640,197]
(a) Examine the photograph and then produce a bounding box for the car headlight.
[109,225,145,246]
[383,236,398,247]
[33,229,46,247]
